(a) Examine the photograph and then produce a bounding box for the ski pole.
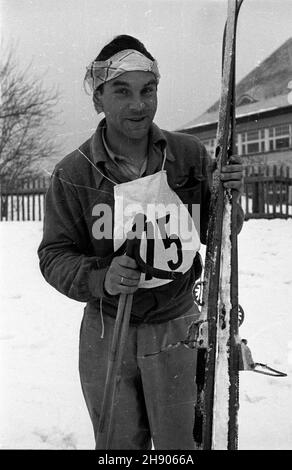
[95,239,135,450]
[95,219,182,449]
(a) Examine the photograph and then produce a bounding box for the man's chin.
[124,124,151,140]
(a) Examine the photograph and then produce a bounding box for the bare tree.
[0,43,60,182]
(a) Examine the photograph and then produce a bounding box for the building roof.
[180,37,292,130]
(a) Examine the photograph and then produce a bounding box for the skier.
[38,34,244,450]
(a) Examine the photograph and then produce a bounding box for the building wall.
[187,110,292,169]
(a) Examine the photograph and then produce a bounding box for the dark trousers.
[79,305,199,450]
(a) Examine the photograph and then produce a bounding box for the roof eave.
[179,104,292,134]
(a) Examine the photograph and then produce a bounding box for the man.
[38,35,243,450]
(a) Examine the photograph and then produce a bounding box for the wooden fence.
[0,177,50,221]
[241,164,292,219]
[0,164,292,221]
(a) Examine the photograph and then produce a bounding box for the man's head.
[84,35,159,142]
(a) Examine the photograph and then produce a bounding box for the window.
[246,130,260,140]
[269,124,291,151]
[201,123,291,157]
[240,129,265,155]
[247,142,259,153]
[275,137,290,149]
[237,124,291,155]
[275,124,289,136]
[237,94,257,106]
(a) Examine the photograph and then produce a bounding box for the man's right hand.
[104,255,141,296]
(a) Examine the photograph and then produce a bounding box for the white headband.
[84,49,160,94]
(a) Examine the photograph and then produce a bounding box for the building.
[178,38,292,169]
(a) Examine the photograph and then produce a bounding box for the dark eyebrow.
[142,79,157,88]
[110,79,157,88]
[110,80,131,88]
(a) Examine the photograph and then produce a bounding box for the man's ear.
[93,89,104,114]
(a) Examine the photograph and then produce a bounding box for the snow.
[0,219,292,450]
[237,218,292,450]
[0,222,93,450]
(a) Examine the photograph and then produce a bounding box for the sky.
[1,0,292,164]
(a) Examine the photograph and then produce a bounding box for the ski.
[193,0,244,450]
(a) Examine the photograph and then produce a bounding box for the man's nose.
[128,97,146,112]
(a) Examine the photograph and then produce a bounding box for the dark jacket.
[38,120,213,323]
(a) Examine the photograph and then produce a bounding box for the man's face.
[95,71,158,142]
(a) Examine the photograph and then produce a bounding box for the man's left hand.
[220,155,243,197]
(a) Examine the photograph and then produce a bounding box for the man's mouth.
[127,116,147,122]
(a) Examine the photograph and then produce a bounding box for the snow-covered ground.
[0,219,291,450]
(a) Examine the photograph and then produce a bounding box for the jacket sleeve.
[199,144,212,245]
[38,167,109,302]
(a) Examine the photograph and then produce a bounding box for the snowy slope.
[0,223,93,450]
[0,219,291,449]
[237,218,292,450]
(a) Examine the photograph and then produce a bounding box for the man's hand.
[104,255,141,296]
[220,155,243,198]
[219,155,245,232]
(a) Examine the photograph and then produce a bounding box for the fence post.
[251,165,258,213]
[272,165,277,216]
[244,166,249,216]
[43,177,47,217]
[9,182,13,221]
[279,166,282,214]
[266,165,270,217]
[252,165,264,215]
[16,181,20,221]
[2,182,8,221]
[27,178,31,221]
[37,178,41,221]
[286,167,290,217]
[0,179,2,221]
[21,179,25,221]
[259,166,265,215]
[32,178,36,221]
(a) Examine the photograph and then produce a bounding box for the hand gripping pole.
[95,239,135,450]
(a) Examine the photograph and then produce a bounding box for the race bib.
[114,170,200,288]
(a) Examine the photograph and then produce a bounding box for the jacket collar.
[89,118,175,167]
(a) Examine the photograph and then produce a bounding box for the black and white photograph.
[0,0,291,452]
